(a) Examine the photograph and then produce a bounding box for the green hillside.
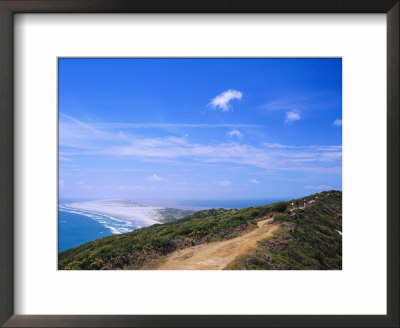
[58,191,341,270]
[226,190,342,270]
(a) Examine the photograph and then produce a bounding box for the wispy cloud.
[263,142,294,149]
[209,89,243,111]
[215,180,231,186]
[261,93,338,113]
[59,113,111,149]
[304,184,332,190]
[263,143,342,151]
[262,99,300,112]
[333,119,342,126]
[75,181,93,189]
[59,115,341,174]
[91,122,258,129]
[59,156,73,161]
[147,174,163,181]
[285,110,301,124]
[249,179,259,184]
[227,129,243,139]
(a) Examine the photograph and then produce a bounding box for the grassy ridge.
[59,201,288,270]
[226,190,342,270]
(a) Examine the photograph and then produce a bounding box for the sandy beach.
[65,200,164,227]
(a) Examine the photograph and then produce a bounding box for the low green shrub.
[270,201,288,213]
[274,214,286,222]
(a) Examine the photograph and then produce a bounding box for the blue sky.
[59,58,342,201]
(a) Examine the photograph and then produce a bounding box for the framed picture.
[0,0,398,327]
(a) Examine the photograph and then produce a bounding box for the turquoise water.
[58,205,138,252]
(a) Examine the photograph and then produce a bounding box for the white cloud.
[249,179,259,184]
[215,180,231,186]
[59,156,73,161]
[59,113,111,149]
[304,185,332,190]
[263,143,342,151]
[226,129,243,139]
[333,119,342,126]
[148,174,163,181]
[209,89,243,111]
[92,122,257,129]
[263,142,292,149]
[285,110,301,124]
[75,181,92,189]
[59,115,342,174]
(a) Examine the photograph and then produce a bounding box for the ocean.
[58,198,285,253]
[58,205,139,252]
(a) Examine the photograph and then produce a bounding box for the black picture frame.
[0,1,398,327]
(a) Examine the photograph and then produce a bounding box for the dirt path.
[156,218,279,270]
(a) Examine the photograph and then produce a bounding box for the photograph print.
[58,58,342,270]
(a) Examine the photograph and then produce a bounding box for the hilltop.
[59,190,342,270]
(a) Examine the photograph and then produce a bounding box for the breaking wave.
[59,205,138,235]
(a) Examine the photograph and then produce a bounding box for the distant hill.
[157,208,195,223]
[58,190,342,270]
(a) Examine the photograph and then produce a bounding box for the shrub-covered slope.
[58,191,341,270]
[226,190,342,270]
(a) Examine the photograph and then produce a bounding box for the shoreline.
[59,205,136,225]
[63,200,164,227]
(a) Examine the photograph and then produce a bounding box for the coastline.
[64,200,164,227]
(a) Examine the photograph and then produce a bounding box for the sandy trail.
[157,218,279,270]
